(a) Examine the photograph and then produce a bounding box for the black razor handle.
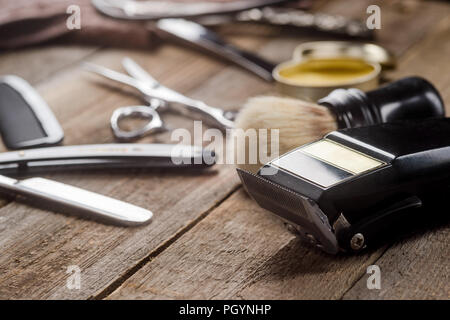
[0,76,64,150]
[318,77,445,128]
[0,83,46,148]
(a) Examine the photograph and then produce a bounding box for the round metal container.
[273,58,381,101]
[273,41,395,101]
[293,41,396,69]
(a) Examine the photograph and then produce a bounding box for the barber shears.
[83,58,236,141]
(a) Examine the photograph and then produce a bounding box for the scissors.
[83,57,236,140]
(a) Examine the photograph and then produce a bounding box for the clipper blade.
[237,168,339,254]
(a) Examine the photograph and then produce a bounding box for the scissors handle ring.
[111,106,164,140]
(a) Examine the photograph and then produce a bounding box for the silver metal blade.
[0,175,153,226]
[0,75,64,149]
[156,19,275,82]
[122,57,160,88]
[0,144,216,173]
[82,62,145,92]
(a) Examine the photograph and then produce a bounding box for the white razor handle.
[0,175,152,226]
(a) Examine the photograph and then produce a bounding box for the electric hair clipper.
[238,118,450,254]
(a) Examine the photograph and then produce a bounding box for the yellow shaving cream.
[278,58,375,87]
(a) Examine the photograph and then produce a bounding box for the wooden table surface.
[0,0,449,300]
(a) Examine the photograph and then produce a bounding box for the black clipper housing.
[318,76,444,128]
[238,118,450,254]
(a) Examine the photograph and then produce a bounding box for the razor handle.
[0,144,215,174]
[0,76,64,149]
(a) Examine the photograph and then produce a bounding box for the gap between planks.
[92,184,242,300]
[104,2,450,300]
[0,23,273,299]
[0,0,446,300]
[341,15,450,300]
[0,46,102,211]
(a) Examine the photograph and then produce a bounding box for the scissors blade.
[83,62,180,103]
[82,62,147,93]
[122,57,160,88]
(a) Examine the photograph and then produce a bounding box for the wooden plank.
[342,225,449,300]
[0,13,336,300]
[0,22,318,298]
[343,16,450,300]
[1,0,448,300]
[219,0,449,58]
[107,190,385,299]
[0,45,100,154]
[0,45,98,85]
[106,2,450,300]
[0,46,100,210]
[316,0,449,56]
[387,15,450,113]
[0,22,275,298]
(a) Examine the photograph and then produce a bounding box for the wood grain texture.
[0,45,99,153]
[319,0,449,55]
[0,45,100,215]
[107,190,385,300]
[106,1,450,300]
[343,16,450,300]
[107,190,293,299]
[0,42,252,299]
[0,45,98,85]
[342,224,449,300]
[0,0,448,300]
[242,9,450,300]
[0,18,288,299]
[391,15,450,110]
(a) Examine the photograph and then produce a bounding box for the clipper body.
[238,118,450,253]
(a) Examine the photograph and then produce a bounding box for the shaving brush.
[235,77,445,173]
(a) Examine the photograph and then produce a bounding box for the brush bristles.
[234,96,338,173]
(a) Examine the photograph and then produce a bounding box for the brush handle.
[318,77,445,129]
